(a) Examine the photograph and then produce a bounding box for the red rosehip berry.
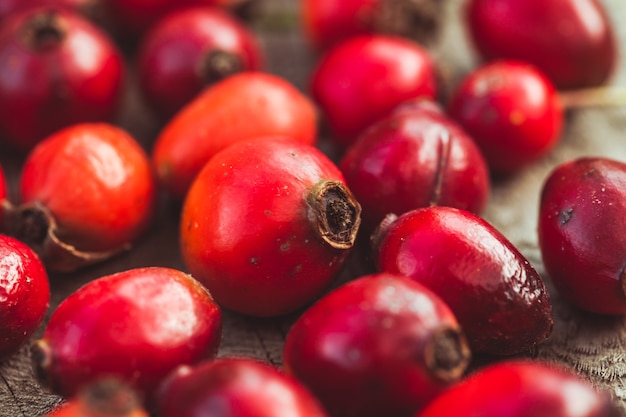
[465,0,617,90]
[415,360,617,417]
[301,0,443,51]
[32,267,222,404]
[310,34,437,148]
[283,273,471,417]
[0,234,50,360]
[0,7,125,152]
[375,206,553,355]
[447,60,563,175]
[180,137,361,317]
[44,379,149,417]
[340,100,490,234]
[538,157,626,315]
[136,6,264,121]
[152,71,317,199]
[157,357,329,417]
[105,0,250,40]
[4,123,156,272]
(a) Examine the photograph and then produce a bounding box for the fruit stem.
[308,180,361,250]
[21,9,67,51]
[198,50,243,85]
[424,327,471,382]
[559,85,626,109]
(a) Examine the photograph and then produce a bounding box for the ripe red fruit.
[340,100,490,234]
[301,0,443,51]
[32,267,222,403]
[5,123,156,272]
[180,137,361,317]
[105,0,250,39]
[0,234,50,360]
[538,157,626,315]
[0,7,125,152]
[44,379,149,417]
[152,72,317,199]
[447,60,563,175]
[157,357,329,417]
[465,0,617,90]
[283,273,471,417]
[416,360,617,417]
[310,34,437,148]
[375,206,553,355]
[136,6,264,121]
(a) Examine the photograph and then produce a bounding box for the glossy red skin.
[137,6,264,121]
[152,72,317,199]
[376,206,553,355]
[0,234,49,360]
[157,358,329,417]
[466,0,617,90]
[340,101,490,234]
[302,0,379,50]
[105,0,247,39]
[0,7,124,152]
[20,123,156,252]
[447,60,563,175]
[36,267,222,402]
[283,273,469,417]
[415,360,616,417]
[0,0,96,23]
[0,164,6,228]
[538,157,626,315]
[310,35,437,148]
[181,137,355,317]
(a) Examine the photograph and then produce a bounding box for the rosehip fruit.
[0,7,125,152]
[105,0,251,40]
[32,267,222,403]
[416,360,617,417]
[375,206,553,355]
[180,137,361,317]
[447,60,563,175]
[538,157,626,315]
[283,273,471,417]
[340,100,490,234]
[0,234,49,360]
[44,379,149,417]
[137,6,264,121]
[310,34,437,148]
[465,0,617,90]
[4,123,156,272]
[152,71,317,199]
[301,0,443,51]
[157,357,329,417]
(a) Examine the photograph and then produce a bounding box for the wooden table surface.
[2,0,626,415]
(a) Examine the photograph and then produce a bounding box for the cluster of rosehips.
[0,0,624,416]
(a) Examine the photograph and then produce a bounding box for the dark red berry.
[157,357,329,417]
[340,100,490,234]
[310,34,437,148]
[465,0,617,90]
[539,157,626,315]
[447,60,563,175]
[284,272,471,417]
[375,206,553,355]
[32,267,222,404]
[416,360,618,417]
[137,6,264,121]
[0,234,50,360]
[180,137,361,317]
[0,7,125,152]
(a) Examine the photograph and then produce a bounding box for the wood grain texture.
[1,0,626,416]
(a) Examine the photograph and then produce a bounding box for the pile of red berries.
[0,0,624,416]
